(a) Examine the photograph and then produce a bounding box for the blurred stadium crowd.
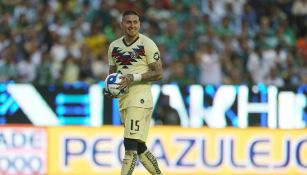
[0,0,306,87]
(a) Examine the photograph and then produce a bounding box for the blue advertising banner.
[0,83,306,128]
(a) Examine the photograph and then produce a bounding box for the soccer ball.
[104,73,127,97]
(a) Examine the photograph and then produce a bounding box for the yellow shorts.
[120,107,152,142]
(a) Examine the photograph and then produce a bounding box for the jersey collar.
[122,36,139,47]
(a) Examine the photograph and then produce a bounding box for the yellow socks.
[121,150,138,175]
[139,150,162,175]
[121,149,162,175]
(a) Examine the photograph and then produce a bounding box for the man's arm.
[109,65,117,74]
[141,60,163,82]
[118,60,163,89]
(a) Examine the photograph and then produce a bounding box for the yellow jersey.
[108,34,160,110]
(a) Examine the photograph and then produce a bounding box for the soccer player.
[105,10,163,175]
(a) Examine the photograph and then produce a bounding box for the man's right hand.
[104,88,116,98]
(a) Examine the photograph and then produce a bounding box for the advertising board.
[0,126,48,174]
[48,126,307,175]
[1,83,306,129]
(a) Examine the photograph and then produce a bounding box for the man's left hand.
[118,74,133,90]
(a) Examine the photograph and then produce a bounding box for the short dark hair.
[122,10,139,18]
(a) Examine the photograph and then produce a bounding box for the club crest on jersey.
[130,51,138,59]
[112,46,145,69]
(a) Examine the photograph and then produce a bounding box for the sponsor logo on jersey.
[153,52,160,60]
